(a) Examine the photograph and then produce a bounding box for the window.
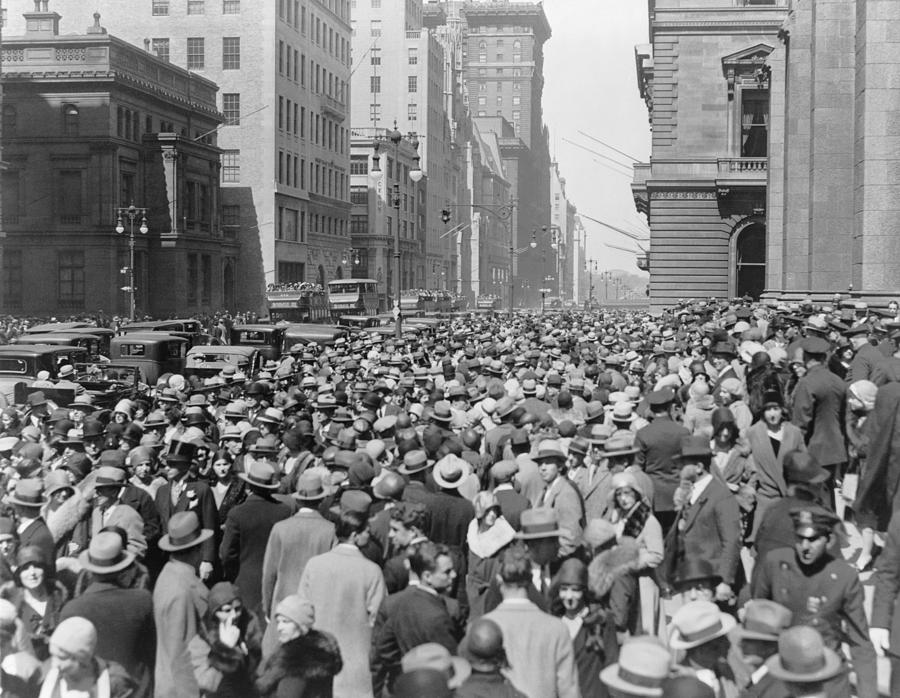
[512,110,520,121]
[478,68,487,77]
[2,172,20,224]
[370,20,380,37]
[370,76,381,93]
[370,103,381,121]
[496,38,504,47]
[478,83,486,92]
[58,251,85,309]
[278,96,284,129]
[740,89,769,157]
[201,256,212,303]
[222,205,240,226]
[370,48,381,65]
[513,81,521,91]
[408,76,417,92]
[187,0,204,14]
[513,68,522,77]
[222,0,239,12]
[222,37,240,70]
[222,93,240,125]
[496,52,503,61]
[408,48,418,65]
[512,95,520,105]
[187,38,205,69]
[278,262,305,283]
[58,171,83,223]
[152,0,169,15]
[513,39,522,50]
[513,53,521,63]
[371,0,381,6]
[187,255,198,305]
[151,38,169,62]
[120,171,135,206]
[350,157,368,175]
[63,105,79,136]
[479,53,486,63]
[478,40,487,49]
[3,251,22,309]
[477,110,486,117]
[407,103,417,121]
[222,150,240,182]
[477,96,486,106]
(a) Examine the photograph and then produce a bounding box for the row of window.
[478,52,523,63]
[478,82,524,92]
[469,25,534,34]
[477,67,526,77]
[477,39,523,50]
[276,96,347,155]
[276,153,348,201]
[186,253,215,306]
[2,250,85,309]
[279,44,347,105]
[152,0,240,16]
[476,95,522,106]
[3,104,80,137]
[149,37,240,70]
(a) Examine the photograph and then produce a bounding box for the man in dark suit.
[60,531,155,698]
[634,388,690,533]
[219,460,292,620]
[848,325,883,383]
[870,507,900,697]
[371,541,461,694]
[490,460,529,531]
[8,478,55,568]
[154,440,218,581]
[667,436,742,604]
[791,336,848,487]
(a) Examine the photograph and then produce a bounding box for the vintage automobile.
[22,321,97,334]
[119,319,207,346]
[0,345,90,403]
[109,333,189,384]
[184,345,264,379]
[282,324,348,348]
[337,315,383,329]
[11,363,141,410]
[229,324,286,361]
[20,332,111,361]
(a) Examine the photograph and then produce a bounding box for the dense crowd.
[2,297,900,698]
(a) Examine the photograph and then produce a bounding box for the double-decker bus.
[265,282,330,323]
[327,279,380,318]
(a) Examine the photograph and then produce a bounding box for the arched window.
[2,105,17,135]
[63,104,79,136]
[513,39,521,50]
[735,223,766,299]
[478,40,486,50]
[335,265,343,279]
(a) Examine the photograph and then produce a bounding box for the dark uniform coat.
[849,342,883,383]
[791,364,848,468]
[752,548,877,698]
[871,510,900,658]
[634,415,690,513]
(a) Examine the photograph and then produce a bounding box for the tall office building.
[8,0,354,312]
[350,0,455,288]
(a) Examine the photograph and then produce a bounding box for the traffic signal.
[441,208,451,224]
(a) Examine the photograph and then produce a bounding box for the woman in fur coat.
[189,582,263,698]
[256,595,342,698]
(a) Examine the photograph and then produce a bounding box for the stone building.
[631,0,788,309]
[766,0,900,298]
[9,0,355,313]
[1,5,236,317]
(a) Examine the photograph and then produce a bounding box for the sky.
[540,0,651,275]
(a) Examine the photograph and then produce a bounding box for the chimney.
[24,0,61,37]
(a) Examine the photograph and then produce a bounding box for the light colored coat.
[152,559,208,698]
[482,599,580,698]
[298,544,386,698]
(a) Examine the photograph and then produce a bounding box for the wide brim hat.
[432,454,472,489]
[293,472,328,501]
[765,632,843,683]
[7,478,48,507]
[669,603,737,650]
[238,461,281,490]
[77,531,136,574]
[158,511,214,552]
[515,507,564,540]
[598,638,669,697]
[398,450,431,475]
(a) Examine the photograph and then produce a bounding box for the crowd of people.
[1,296,900,697]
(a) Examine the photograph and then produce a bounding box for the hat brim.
[734,626,781,642]
[77,548,136,574]
[515,527,564,540]
[764,646,843,683]
[158,527,214,552]
[434,465,473,490]
[293,490,328,502]
[669,613,736,650]
[237,473,281,489]
[398,462,431,475]
[599,664,663,697]
[7,495,48,507]
[603,447,639,458]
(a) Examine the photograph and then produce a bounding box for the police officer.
[751,506,877,698]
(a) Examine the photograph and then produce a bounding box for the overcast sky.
[541,0,650,275]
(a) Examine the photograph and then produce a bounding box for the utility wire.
[577,129,642,164]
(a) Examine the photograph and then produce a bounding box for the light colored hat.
[275,595,315,629]
[599,636,669,696]
[401,643,471,690]
[158,511,213,552]
[78,530,135,575]
[765,625,842,683]
[669,600,737,650]
[432,454,472,490]
[50,617,97,663]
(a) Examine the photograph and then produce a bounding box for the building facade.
[1,6,236,317]
[766,0,900,297]
[9,0,355,313]
[631,0,787,309]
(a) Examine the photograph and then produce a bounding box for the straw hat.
[669,600,736,650]
[158,511,213,552]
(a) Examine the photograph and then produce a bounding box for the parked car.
[184,345,264,379]
[109,333,188,384]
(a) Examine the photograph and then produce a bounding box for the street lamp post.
[369,122,422,339]
[115,204,148,322]
[341,248,361,269]
[584,258,598,309]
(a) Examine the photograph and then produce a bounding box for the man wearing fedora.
[8,478,55,568]
[260,470,337,657]
[752,506,877,698]
[734,600,792,698]
[154,511,214,698]
[669,600,739,697]
[60,530,155,698]
[154,439,218,581]
[219,459,293,623]
[535,439,585,558]
[666,435,741,606]
[764,626,844,698]
[599,634,671,697]
[477,544,579,698]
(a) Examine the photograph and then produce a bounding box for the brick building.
[1,5,236,317]
[9,0,355,313]
[631,0,787,309]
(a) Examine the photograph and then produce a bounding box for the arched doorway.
[734,222,766,299]
[335,266,343,279]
